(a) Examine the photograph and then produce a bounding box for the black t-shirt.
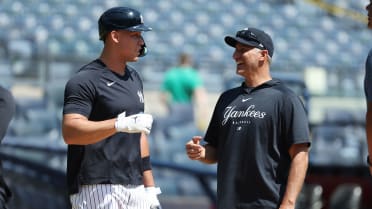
[0,86,15,141]
[204,79,311,209]
[63,59,146,195]
[0,86,15,201]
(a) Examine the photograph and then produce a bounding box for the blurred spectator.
[155,52,208,139]
[0,86,15,209]
[364,0,372,175]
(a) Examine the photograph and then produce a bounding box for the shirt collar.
[240,79,280,93]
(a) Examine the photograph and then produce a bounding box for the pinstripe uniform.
[70,185,160,209]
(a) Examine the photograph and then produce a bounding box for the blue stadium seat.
[297,184,323,209]
[329,183,362,209]
[3,0,368,73]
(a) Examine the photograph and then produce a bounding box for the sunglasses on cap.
[236,29,266,50]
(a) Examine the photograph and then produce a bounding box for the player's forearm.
[62,114,116,145]
[140,133,150,157]
[140,132,155,187]
[142,170,155,187]
[280,150,309,208]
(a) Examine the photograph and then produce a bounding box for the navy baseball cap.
[98,7,152,40]
[225,27,274,57]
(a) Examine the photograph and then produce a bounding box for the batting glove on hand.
[115,112,153,134]
[145,187,162,209]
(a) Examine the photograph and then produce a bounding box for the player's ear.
[109,30,120,43]
[258,49,268,61]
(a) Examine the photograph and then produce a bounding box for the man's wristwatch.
[367,155,372,167]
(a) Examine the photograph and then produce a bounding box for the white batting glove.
[115,112,153,134]
[145,187,162,209]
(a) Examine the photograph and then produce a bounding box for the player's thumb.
[192,136,202,145]
[142,128,150,135]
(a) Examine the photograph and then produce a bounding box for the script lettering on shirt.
[222,105,266,125]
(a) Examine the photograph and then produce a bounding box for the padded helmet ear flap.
[139,37,148,57]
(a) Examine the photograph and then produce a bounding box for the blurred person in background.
[0,86,15,209]
[155,52,208,139]
[62,6,161,209]
[364,0,372,174]
[185,27,311,209]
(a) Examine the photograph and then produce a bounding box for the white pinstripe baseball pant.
[70,184,160,209]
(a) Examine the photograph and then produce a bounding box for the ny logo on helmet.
[140,15,144,24]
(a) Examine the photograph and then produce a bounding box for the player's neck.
[244,72,272,87]
[99,53,127,76]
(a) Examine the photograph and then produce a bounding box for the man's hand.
[185,136,205,160]
[115,112,153,134]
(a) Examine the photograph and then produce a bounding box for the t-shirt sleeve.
[0,87,15,140]
[282,94,311,148]
[63,74,96,117]
[365,49,372,102]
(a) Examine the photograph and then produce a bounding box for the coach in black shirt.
[186,28,311,209]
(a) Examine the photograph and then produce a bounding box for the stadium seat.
[329,184,362,209]
[1,0,370,73]
[0,61,13,88]
[296,184,323,209]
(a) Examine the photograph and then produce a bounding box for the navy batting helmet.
[98,7,152,56]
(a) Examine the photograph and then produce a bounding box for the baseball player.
[185,27,311,209]
[62,7,161,209]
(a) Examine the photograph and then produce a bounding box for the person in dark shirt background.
[0,86,16,209]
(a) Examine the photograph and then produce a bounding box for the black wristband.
[367,155,372,167]
[142,156,152,171]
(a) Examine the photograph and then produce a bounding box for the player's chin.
[129,56,140,62]
[236,67,246,75]
[133,51,142,60]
